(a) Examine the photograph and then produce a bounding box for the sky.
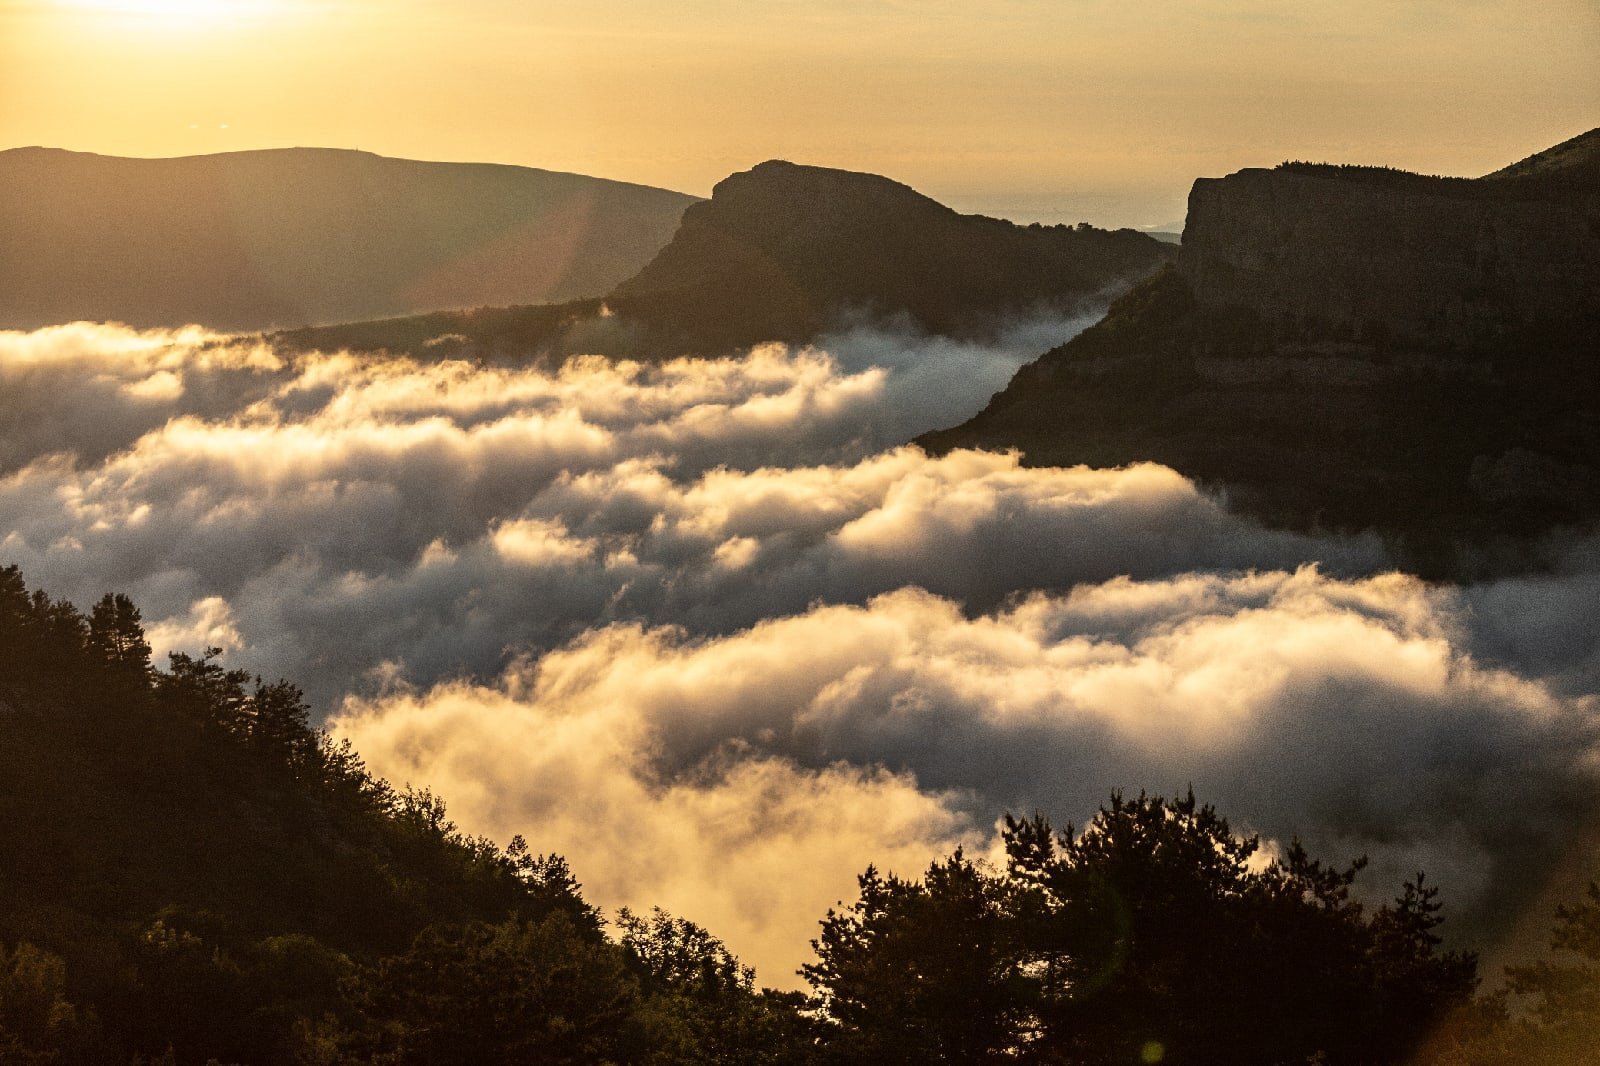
[2,0,1596,227]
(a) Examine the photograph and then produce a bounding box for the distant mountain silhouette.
[280,159,1174,359]
[922,129,1600,576]
[606,160,1175,352]
[0,147,697,331]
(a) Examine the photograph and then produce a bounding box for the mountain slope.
[0,147,697,331]
[606,159,1175,353]
[279,159,1175,360]
[0,567,819,1064]
[0,566,602,1061]
[1485,127,1600,180]
[921,130,1600,575]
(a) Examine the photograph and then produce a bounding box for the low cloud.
[338,676,973,985]
[0,443,1383,709]
[0,324,1383,709]
[3,320,1597,986]
[335,570,1600,984]
[813,311,1104,444]
[0,323,282,472]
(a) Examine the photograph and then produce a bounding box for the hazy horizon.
[3,0,1595,229]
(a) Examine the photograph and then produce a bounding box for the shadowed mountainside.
[278,159,1175,360]
[1181,132,1599,347]
[606,160,1175,352]
[921,129,1600,576]
[0,147,697,331]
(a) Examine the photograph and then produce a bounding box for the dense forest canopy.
[1,566,1596,1063]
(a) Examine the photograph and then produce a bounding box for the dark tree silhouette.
[1425,881,1600,1065]
[619,907,820,1065]
[0,565,815,1064]
[346,914,645,1066]
[807,790,1478,1065]
[806,854,1027,1063]
[87,593,152,684]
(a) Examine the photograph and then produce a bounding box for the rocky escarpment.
[922,130,1600,576]
[1181,163,1599,347]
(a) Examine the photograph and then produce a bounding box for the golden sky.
[2,0,1596,227]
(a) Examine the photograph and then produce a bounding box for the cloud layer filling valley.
[2,321,1596,985]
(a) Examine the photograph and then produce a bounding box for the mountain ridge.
[0,146,699,331]
[1485,126,1600,180]
[608,159,1175,353]
[278,158,1176,360]
[2,145,695,197]
[921,129,1600,575]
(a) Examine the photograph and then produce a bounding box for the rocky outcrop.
[1180,162,1599,346]
[922,130,1600,576]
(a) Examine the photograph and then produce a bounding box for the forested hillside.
[0,565,809,1064]
[1,565,1595,1063]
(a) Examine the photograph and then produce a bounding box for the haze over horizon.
[3,0,1595,228]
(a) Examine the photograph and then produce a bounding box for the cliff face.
[922,130,1600,576]
[1180,165,1599,346]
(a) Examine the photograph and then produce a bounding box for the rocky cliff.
[1181,160,1599,346]
[922,130,1600,575]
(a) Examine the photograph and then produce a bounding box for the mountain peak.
[713,158,945,204]
[609,160,1173,352]
[280,159,1175,360]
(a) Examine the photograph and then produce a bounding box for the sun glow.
[66,0,275,25]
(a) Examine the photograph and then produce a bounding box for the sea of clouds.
[2,319,1596,983]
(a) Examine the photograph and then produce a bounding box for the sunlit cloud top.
[2,320,1597,985]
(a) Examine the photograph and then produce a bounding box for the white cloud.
[146,595,244,659]
[2,320,1597,986]
[335,569,1599,984]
